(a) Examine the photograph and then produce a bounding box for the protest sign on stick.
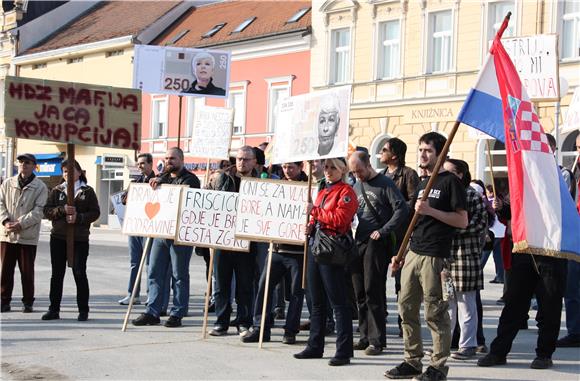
[175,188,249,252]
[122,183,183,239]
[190,106,234,160]
[235,178,309,244]
[3,76,141,150]
[110,191,127,226]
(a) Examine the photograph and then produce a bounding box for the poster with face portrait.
[270,86,351,164]
[133,45,231,99]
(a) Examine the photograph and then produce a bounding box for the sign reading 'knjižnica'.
[3,76,141,150]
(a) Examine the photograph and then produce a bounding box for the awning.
[34,153,64,177]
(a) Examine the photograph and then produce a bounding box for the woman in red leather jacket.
[294,157,358,366]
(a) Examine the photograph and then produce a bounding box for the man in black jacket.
[132,148,200,328]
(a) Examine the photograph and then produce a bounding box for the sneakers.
[282,335,296,345]
[1,304,10,313]
[118,295,141,305]
[77,312,88,321]
[413,366,447,381]
[384,362,421,379]
[451,347,477,360]
[477,353,507,367]
[164,315,182,328]
[556,334,580,348]
[22,305,33,313]
[241,328,270,343]
[476,344,488,353]
[328,357,350,366]
[132,313,160,326]
[209,326,228,336]
[41,311,60,320]
[364,344,383,356]
[530,357,552,369]
[353,341,369,351]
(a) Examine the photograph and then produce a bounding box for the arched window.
[370,134,391,170]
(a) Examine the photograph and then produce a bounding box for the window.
[106,49,124,58]
[228,90,246,135]
[287,7,310,23]
[67,57,83,64]
[167,30,189,45]
[427,10,452,73]
[202,23,226,38]
[330,28,351,84]
[377,20,400,79]
[32,63,47,70]
[488,1,515,41]
[562,1,580,59]
[185,97,205,138]
[268,85,290,133]
[232,17,256,34]
[152,98,168,138]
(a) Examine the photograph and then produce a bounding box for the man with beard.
[132,147,200,328]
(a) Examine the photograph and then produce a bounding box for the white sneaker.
[118,295,141,305]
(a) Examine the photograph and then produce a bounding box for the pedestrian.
[118,153,156,306]
[385,132,468,381]
[294,157,358,366]
[242,161,308,344]
[132,147,200,328]
[348,151,408,355]
[443,159,487,360]
[1,153,48,313]
[42,159,100,321]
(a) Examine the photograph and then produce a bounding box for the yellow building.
[311,0,579,191]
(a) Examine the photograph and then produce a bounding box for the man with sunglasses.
[1,154,48,313]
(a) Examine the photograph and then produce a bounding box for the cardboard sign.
[502,35,559,101]
[122,184,183,238]
[190,106,234,160]
[176,188,249,252]
[110,191,127,226]
[3,76,141,150]
[270,86,351,164]
[235,178,309,244]
[133,45,231,99]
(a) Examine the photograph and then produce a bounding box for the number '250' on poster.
[133,45,231,99]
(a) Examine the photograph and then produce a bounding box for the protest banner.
[122,183,183,239]
[3,76,141,150]
[176,188,249,252]
[110,190,127,226]
[235,178,309,244]
[270,86,351,164]
[133,45,231,99]
[502,34,559,101]
[562,86,580,134]
[190,106,234,160]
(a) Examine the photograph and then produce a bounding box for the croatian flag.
[458,14,580,262]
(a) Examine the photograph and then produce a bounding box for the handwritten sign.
[110,191,126,226]
[133,45,231,99]
[190,106,234,160]
[270,86,351,164]
[235,178,308,244]
[175,188,249,251]
[122,184,183,238]
[3,76,141,149]
[502,35,559,101]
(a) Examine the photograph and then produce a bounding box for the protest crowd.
[2,130,579,381]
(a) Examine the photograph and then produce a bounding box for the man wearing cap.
[1,154,48,313]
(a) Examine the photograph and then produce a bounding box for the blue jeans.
[564,259,580,337]
[145,239,192,318]
[481,238,504,281]
[127,236,150,296]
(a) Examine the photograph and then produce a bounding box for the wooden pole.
[394,120,461,264]
[258,242,274,349]
[486,140,498,198]
[302,162,313,289]
[204,157,211,187]
[177,95,183,149]
[122,237,152,332]
[66,144,75,268]
[202,248,215,339]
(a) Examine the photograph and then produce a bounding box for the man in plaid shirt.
[443,159,488,360]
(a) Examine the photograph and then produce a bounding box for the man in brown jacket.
[0,154,48,313]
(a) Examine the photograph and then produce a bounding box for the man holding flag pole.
[454,12,580,369]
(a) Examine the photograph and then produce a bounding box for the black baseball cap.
[17,153,37,164]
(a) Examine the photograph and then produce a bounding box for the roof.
[154,0,311,48]
[23,1,183,54]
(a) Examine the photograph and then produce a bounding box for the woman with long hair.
[42,160,100,321]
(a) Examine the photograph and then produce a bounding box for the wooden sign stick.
[202,248,215,339]
[66,144,75,268]
[122,237,152,332]
[204,157,211,186]
[258,242,274,349]
[302,162,313,289]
